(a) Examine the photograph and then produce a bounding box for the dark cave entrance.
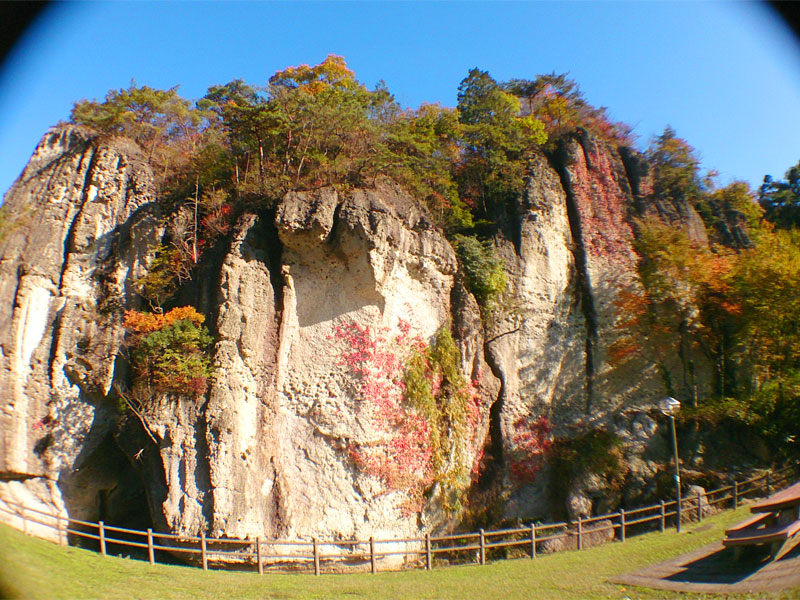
[58,433,155,557]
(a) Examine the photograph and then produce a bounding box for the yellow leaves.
[519,114,547,146]
[270,54,358,95]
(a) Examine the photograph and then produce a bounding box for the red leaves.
[509,416,552,483]
[333,320,433,495]
[200,203,234,239]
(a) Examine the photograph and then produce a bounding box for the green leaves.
[71,83,199,150]
[759,159,800,229]
[455,68,547,223]
[452,234,507,311]
[647,126,702,207]
[124,307,214,398]
[403,326,480,511]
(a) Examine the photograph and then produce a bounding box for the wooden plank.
[425,533,431,570]
[99,521,106,556]
[723,519,800,546]
[201,531,208,571]
[725,512,772,535]
[370,537,376,574]
[479,529,485,565]
[751,481,800,513]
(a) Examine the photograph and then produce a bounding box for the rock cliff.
[0,125,712,558]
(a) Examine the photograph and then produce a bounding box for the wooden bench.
[723,483,800,561]
[723,512,773,537]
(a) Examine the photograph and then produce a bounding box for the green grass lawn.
[1,508,798,600]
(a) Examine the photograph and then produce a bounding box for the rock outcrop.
[0,126,160,539]
[0,125,716,558]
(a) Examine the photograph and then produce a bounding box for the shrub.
[123,306,214,397]
[547,428,625,518]
[452,234,507,312]
[134,244,193,308]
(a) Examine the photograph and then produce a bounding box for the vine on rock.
[508,416,552,484]
[332,319,481,513]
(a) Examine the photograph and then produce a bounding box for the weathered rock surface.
[0,126,159,538]
[1,125,721,556]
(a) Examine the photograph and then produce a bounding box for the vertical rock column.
[0,126,159,533]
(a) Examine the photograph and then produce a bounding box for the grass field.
[1,508,799,600]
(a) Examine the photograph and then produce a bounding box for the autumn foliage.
[332,319,480,513]
[508,416,552,483]
[123,306,214,397]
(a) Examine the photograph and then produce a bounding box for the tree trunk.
[193,176,199,263]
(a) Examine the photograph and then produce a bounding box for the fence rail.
[0,464,796,575]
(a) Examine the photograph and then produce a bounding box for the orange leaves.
[123,306,205,335]
[607,338,642,365]
[122,306,213,398]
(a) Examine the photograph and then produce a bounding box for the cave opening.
[58,433,155,557]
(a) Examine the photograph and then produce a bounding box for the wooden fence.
[0,464,795,575]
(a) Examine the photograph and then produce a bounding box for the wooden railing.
[0,464,795,575]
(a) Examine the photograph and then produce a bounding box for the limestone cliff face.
[0,126,160,538]
[486,133,714,519]
[0,126,712,553]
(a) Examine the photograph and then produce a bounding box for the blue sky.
[1,1,799,197]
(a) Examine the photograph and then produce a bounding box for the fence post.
[619,509,626,542]
[99,521,106,556]
[733,481,738,509]
[313,538,320,576]
[530,523,536,559]
[697,490,702,522]
[370,537,376,574]
[479,529,486,565]
[425,533,432,570]
[577,516,583,551]
[57,513,66,546]
[200,531,208,571]
[256,537,263,575]
[660,501,665,533]
[147,528,155,565]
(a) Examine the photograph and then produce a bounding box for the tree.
[455,68,546,220]
[123,306,214,397]
[759,160,800,229]
[647,126,702,207]
[630,217,740,397]
[71,83,202,165]
[503,73,634,145]
[452,234,507,311]
[733,228,800,393]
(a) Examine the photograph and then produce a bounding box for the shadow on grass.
[665,543,800,585]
